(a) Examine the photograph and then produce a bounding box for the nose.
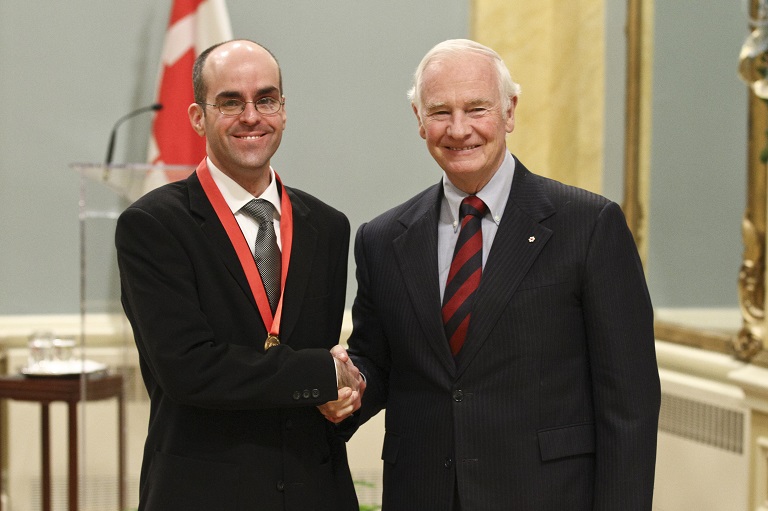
[239,102,262,124]
[446,112,470,138]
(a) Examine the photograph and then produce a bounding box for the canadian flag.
[144,0,233,192]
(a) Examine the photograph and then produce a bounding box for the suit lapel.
[189,177,316,342]
[456,159,556,374]
[188,172,258,312]
[392,184,457,375]
[278,188,317,343]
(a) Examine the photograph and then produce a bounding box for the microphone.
[104,103,163,165]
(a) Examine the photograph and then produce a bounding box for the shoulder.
[285,186,344,214]
[364,184,440,231]
[349,184,441,257]
[526,169,608,207]
[512,160,615,222]
[284,185,349,229]
[519,172,634,260]
[120,179,192,220]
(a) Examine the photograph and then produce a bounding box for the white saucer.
[21,359,108,377]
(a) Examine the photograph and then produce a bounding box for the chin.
[444,164,482,177]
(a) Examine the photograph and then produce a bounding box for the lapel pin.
[528,236,535,243]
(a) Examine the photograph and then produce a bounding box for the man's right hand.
[333,345,363,391]
[317,345,366,423]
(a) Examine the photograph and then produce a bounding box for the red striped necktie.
[442,195,487,356]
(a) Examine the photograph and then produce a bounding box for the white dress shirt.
[207,158,282,249]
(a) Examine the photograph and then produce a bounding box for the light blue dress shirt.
[437,151,516,301]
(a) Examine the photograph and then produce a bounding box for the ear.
[412,103,426,140]
[188,103,205,136]
[504,95,518,134]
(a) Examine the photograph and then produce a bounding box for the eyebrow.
[465,98,492,107]
[215,86,280,100]
[425,98,492,112]
[424,101,448,112]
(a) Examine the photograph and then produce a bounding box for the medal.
[198,159,294,354]
[264,335,280,351]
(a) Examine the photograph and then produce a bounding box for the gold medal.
[264,335,280,351]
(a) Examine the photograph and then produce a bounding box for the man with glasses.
[115,39,362,511]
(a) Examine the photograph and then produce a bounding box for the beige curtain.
[471,0,605,193]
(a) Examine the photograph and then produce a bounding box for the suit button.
[292,391,301,400]
[312,388,320,398]
[276,480,285,492]
[302,389,311,399]
[453,390,463,402]
[444,457,453,469]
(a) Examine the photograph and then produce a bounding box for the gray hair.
[407,39,521,114]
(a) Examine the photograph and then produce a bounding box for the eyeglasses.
[199,97,284,116]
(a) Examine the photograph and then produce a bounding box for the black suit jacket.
[115,170,357,511]
[347,156,660,510]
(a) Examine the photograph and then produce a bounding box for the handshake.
[317,345,366,424]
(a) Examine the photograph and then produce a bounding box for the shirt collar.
[442,151,515,231]
[206,157,282,217]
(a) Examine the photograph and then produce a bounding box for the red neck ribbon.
[196,159,293,338]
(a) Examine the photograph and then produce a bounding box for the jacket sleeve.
[582,201,660,509]
[346,221,391,427]
[115,204,338,411]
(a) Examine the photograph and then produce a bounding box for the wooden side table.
[0,373,125,511]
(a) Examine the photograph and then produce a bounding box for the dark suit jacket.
[115,170,357,511]
[347,156,660,510]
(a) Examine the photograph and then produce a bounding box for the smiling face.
[188,41,286,193]
[413,53,516,194]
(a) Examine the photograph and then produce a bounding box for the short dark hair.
[192,39,283,105]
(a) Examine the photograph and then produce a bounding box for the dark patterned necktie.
[241,199,281,313]
[442,196,487,356]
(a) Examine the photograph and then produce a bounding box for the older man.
[116,40,362,511]
[345,39,660,510]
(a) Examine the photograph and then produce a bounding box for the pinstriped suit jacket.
[347,156,660,510]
